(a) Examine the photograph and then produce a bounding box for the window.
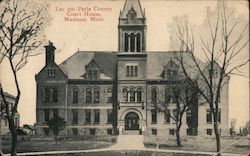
[167,70,178,79]
[129,89,135,102]
[107,109,112,123]
[130,33,135,52]
[94,88,100,103]
[45,87,51,102]
[126,66,130,76]
[72,109,78,124]
[126,65,138,77]
[169,129,175,135]
[107,129,112,135]
[44,128,50,136]
[86,69,99,80]
[122,88,128,102]
[72,88,78,103]
[72,128,78,135]
[125,33,128,52]
[90,128,96,135]
[85,109,91,124]
[137,88,142,102]
[44,109,50,122]
[187,128,198,136]
[86,88,92,103]
[186,109,192,124]
[87,70,92,80]
[52,88,58,103]
[151,109,157,124]
[135,66,138,76]
[206,109,212,123]
[152,128,157,135]
[107,88,113,103]
[47,69,55,78]
[136,33,141,52]
[164,109,170,123]
[53,109,58,118]
[207,129,212,135]
[173,109,178,120]
[93,70,98,80]
[94,109,100,124]
[151,88,157,103]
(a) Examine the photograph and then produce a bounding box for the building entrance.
[125,112,139,130]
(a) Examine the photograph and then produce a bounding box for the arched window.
[72,88,78,103]
[130,88,135,102]
[136,33,141,52]
[125,33,128,52]
[137,88,142,102]
[45,87,51,102]
[151,88,157,103]
[107,88,113,103]
[52,88,58,103]
[86,88,92,103]
[94,88,100,103]
[130,33,135,52]
[122,88,128,102]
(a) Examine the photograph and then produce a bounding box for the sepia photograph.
[0,0,249,155]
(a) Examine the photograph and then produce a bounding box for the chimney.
[44,41,56,66]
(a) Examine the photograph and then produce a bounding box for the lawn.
[0,135,116,154]
[144,135,250,155]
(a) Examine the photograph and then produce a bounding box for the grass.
[143,135,250,155]
[1,135,116,154]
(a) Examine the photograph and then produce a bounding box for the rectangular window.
[135,66,138,76]
[53,109,58,118]
[107,129,113,135]
[44,109,50,122]
[164,109,170,123]
[94,109,100,124]
[151,109,157,124]
[72,128,78,135]
[72,109,78,124]
[206,109,212,123]
[126,66,130,76]
[90,128,96,135]
[107,109,112,123]
[107,88,113,103]
[47,69,55,78]
[207,129,212,135]
[45,88,51,102]
[43,128,50,136]
[186,109,192,124]
[88,70,92,80]
[52,88,58,103]
[169,129,175,135]
[130,66,134,76]
[93,70,98,80]
[85,109,91,124]
[152,128,157,135]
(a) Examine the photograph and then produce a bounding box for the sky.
[0,0,249,129]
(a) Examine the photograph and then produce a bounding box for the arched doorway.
[125,112,139,130]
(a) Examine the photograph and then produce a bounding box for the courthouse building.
[35,0,229,136]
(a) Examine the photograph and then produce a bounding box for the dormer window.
[163,59,179,80]
[85,59,101,80]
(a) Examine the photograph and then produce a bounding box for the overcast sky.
[0,0,249,128]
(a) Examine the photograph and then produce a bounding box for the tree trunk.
[176,128,182,147]
[214,122,221,156]
[10,120,17,156]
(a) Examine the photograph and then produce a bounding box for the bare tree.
[154,79,197,146]
[0,0,50,155]
[170,1,249,156]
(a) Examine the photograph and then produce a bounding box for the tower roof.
[120,0,144,19]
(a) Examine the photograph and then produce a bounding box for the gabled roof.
[146,51,206,80]
[120,0,144,19]
[59,51,117,80]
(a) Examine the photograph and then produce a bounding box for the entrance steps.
[123,130,139,135]
[110,135,145,150]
